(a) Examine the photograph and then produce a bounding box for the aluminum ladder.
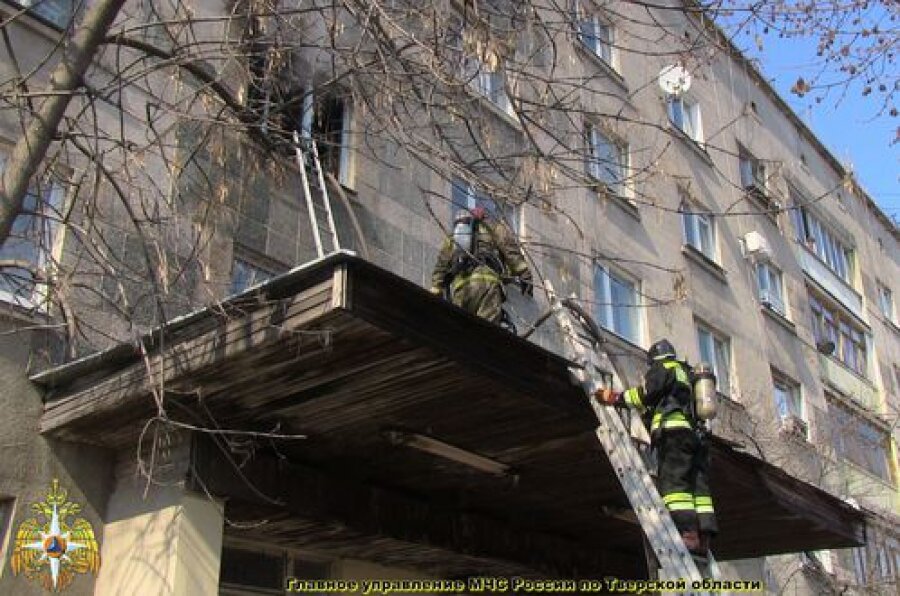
[294,131,340,257]
[546,281,722,594]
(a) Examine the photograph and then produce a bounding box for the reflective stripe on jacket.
[620,358,694,436]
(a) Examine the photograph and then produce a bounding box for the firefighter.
[594,339,717,556]
[430,206,532,325]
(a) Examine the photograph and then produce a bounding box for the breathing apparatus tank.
[452,211,474,253]
[692,362,718,420]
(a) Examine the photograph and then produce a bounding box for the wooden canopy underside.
[36,253,865,578]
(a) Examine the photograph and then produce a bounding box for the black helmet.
[647,338,676,363]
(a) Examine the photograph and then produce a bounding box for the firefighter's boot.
[698,531,713,556]
[680,529,702,555]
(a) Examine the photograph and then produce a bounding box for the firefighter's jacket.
[619,358,695,440]
[431,218,529,293]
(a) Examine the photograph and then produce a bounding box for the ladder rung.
[547,280,713,587]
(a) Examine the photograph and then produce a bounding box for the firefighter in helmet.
[594,339,717,556]
[430,206,532,324]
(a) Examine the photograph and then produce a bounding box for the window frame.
[772,373,807,439]
[450,178,520,236]
[810,291,869,378]
[667,94,703,143]
[876,281,894,324]
[0,495,14,574]
[297,88,355,188]
[696,323,731,395]
[593,264,642,345]
[0,151,65,310]
[756,260,787,316]
[680,199,717,262]
[827,394,894,484]
[11,0,74,29]
[738,145,768,195]
[229,254,279,296]
[219,541,332,595]
[790,190,855,283]
[448,13,518,120]
[574,1,617,69]
[585,123,630,198]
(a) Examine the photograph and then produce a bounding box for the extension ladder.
[545,281,722,593]
[294,131,340,257]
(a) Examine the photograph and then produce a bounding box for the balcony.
[834,461,899,515]
[795,244,864,321]
[818,354,878,411]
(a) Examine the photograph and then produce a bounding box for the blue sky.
[725,23,899,224]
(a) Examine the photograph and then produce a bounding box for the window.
[12,0,74,28]
[828,396,893,483]
[451,178,519,233]
[586,124,628,197]
[756,261,786,315]
[852,544,868,586]
[0,496,13,547]
[801,550,833,574]
[594,266,641,344]
[574,1,615,68]
[773,375,807,439]
[851,531,899,588]
[810,292,868,377]
[696,324,731,394]
[876,282,894,323]
[448,15,516,118]
[230,258,276,296]
[220,544,331,595]
[296,90,354,187]
[738,146,767,195]
[667,95,703,143]
[0,152,64,309]
[680,201,716,261]
[790,191,854,283]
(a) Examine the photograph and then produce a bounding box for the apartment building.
[0,0,896,594]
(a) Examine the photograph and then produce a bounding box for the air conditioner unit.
[743,231,771,258]
[779,414,808,439]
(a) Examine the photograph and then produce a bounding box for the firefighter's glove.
[429,286,443,296]
[594,388,621,406]
[518,272,534,297]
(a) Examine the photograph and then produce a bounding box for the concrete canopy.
[34,252,865,578]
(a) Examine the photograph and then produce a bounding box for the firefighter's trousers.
[449,266,504,324]
[656,428,718,534]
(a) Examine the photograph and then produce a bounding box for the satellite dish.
[658,65,692,96]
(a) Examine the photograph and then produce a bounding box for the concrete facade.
[0,0,896,594]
